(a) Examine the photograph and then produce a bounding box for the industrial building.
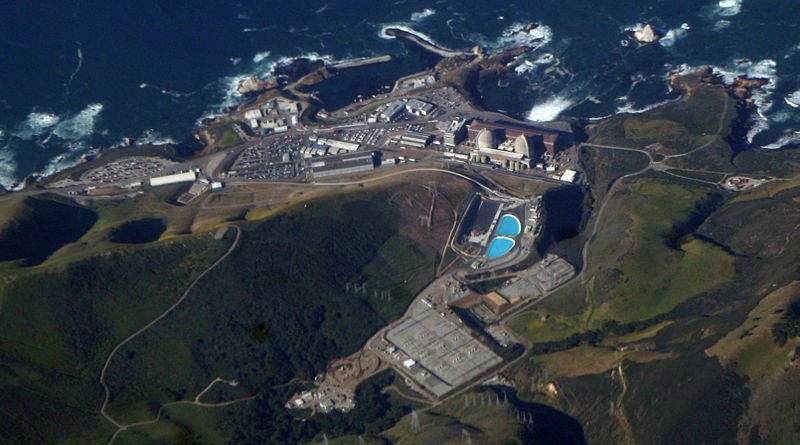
[467,120,563,169]
[442,118,467,147]
[309,152,376,178]
[149,170,197,187]
[396,132,432,149]
[462,198,502,246]
[177,179,210,205]
[379,100,406,122]
[302,137,361,158]
[405,98,436,117]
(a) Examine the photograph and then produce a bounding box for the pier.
[384,27,468,58]
[332,54,393,70]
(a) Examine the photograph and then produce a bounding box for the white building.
[149,171,197,187]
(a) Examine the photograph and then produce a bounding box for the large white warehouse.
[149,171,197,187]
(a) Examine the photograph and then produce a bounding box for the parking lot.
[228,135,306,180]
[81,157,176,184]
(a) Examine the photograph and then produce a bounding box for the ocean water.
[1,0,799,189]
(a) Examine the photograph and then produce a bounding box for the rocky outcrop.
[631,24,663,44]
[236,76,279,95]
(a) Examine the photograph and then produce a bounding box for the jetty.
[332,54,393,70]
[384,27,468,58]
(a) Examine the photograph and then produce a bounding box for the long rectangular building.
[149,171,197,187]
[310,152,376,178]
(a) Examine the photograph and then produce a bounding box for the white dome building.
[477,128,497,150]
[513,135,530,157]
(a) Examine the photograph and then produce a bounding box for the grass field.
[587,81,736,160]
[509,176,735,344]
[592,179,735,324]
[0,236,228,444]
[707,281,800,380]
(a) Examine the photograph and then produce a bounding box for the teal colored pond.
[487,236,515,259]
[495,214,521,236]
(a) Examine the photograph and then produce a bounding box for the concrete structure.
[384,307,502,398]
[177,179,210,205]
[560,169,578,183]
[465,199,502,246]
[468,120,564,168]
[149,171,197,187]
[310,152,376,178]
[379,100,406,122]
[443,151,469,162]
[397,132,431,149]
[405,98,436,116]
[443,118,467,147]
[303,137,361,158]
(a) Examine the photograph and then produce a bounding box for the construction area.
[286,348,386,414]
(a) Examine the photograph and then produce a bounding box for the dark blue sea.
[1,0,799,189]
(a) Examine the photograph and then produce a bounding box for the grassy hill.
[504,76,800,445]
[0,178,473,444]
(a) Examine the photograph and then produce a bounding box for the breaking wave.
[252,51,271,63]
[14,112,61,140]
[762,131,800,150]
[0,148,18,190]
[526,96,574,122]
[493,22,553,51]
[377,23,450,50]
[52,103,103,141]
[785,89,800,108]
[410,8,435,23]
[135,129,178,146]
[659,26,688,47]
[712,0,743,17]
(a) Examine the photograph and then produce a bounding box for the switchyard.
[383,304,502,398]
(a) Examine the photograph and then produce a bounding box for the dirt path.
[99,226,242,436]
[614,360,635,445]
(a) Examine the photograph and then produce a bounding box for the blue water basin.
[487,236,515,258]
[495,214,521,236]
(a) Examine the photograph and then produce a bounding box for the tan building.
[468,120,563,169]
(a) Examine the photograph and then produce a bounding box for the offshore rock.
[632,24,663,44]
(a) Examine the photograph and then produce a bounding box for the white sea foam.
[713,20,732,31]
[65,44,83,94]
[493,22,553,50]
[15,112,61,140]
[378,23,446,50]
[715,0,743,17]
[315,4,329,15]
[659,26,688,47]
[52,103,103,141]
[135,129,178,146]
[616,97,682,115]
[526,96,574,122]
[0,148,18,190]
[35,142,90,179]
[410,8,435,23]
[252,51,271,63]
[785,89,800,108]
[762,131,800,149]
